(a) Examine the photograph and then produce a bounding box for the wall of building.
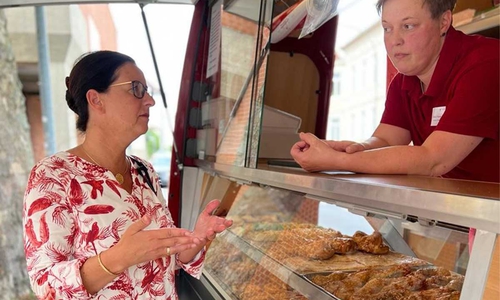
[328,22,387,142]
[4,4,117,161]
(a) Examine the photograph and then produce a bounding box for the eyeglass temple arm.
[109,81,132,87]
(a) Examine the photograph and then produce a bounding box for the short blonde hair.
[376,0,457,19]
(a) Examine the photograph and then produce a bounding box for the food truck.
[1,0,499,299]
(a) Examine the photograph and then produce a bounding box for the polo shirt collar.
[400,26,463,96]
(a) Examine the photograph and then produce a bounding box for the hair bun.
[65,76,70,89]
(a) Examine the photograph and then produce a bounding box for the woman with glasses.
[22,50,233,299]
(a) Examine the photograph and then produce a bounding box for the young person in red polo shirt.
[291,0,498,261]
[291,0,499,183]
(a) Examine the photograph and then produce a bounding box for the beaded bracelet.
[97,252,120,276]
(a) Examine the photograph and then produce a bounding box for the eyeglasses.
[109,80,152,99]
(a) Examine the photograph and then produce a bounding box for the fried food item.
[352,231,390,254]
[267,227,344,260]
[311,262,464,300]
[351,277,391,295]
[330,237,358,254]
[445,279,464,292]
[414,266,451,277]
[310,271,347,286]
[302,239,337,260]
[370,264,413,279]
[340,270,372,293]
[382,275,426,293]
[298,237,358,260]
[408,288,460,300]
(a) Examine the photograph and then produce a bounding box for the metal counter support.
[460,230,497,300]
[379,220,416,257]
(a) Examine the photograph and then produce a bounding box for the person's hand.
[193,200,233,242]
[291,132,341,172]
[112,215,201,271]
[324,140,367,154]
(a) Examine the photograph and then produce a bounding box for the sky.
[110,3,194,152]
[335,0,381,49]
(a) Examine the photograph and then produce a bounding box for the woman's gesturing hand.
[193,200,233,242]
[112,215,201,272]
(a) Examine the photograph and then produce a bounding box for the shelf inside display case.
[200,178,472,300]
[205,230,335,300]
[455,6,500,37]
[205,228,465,299]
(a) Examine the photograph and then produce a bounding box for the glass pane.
[198,0,272,167]
[203,174,467,299]
[326,0,386,142]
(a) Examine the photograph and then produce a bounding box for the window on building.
[332,72,341,96]
[327,118,340,140]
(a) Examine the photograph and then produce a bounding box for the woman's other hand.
[111,215,200,272]
[193,199,233,242]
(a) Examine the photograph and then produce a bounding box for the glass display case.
[193,0,336,168]
[179,161,499,300]
[194,0,273,168]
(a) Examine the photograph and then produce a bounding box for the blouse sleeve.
[23,161,92,299]
[152,165,207,279]
[176,248,206,279]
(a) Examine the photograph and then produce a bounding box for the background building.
[5,5,117,162]
[328,21,386,142]
[327,0,387,142]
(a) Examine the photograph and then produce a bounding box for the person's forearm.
[361,136,391,150]
[81,248,127,294]
[334,145,444,176]
[178,243,205,264]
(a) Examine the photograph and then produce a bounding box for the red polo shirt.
[381,27,499,183]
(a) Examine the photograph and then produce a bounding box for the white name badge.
[431,106,446,126]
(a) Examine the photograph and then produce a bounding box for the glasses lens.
[132,81,146,99]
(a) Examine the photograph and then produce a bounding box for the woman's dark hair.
[65,50,135,132]
[376,0,457,19]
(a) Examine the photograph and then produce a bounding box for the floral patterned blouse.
[23,151,205,299]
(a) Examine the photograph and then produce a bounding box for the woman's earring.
[441,32,446,37]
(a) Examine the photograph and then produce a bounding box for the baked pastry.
[310,264,464,300]
[352,231,390,254]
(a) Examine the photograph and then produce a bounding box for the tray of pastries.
[306,264,463,300]
[208,221,464,300]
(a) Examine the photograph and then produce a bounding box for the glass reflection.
[199,0,272,167]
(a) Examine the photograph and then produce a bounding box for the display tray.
[205,222,465,300]
[303,264,464,300]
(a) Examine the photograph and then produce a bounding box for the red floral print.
[23,152,205,299]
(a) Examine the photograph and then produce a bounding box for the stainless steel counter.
[194,160,500,300]
[196,160,500,234]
